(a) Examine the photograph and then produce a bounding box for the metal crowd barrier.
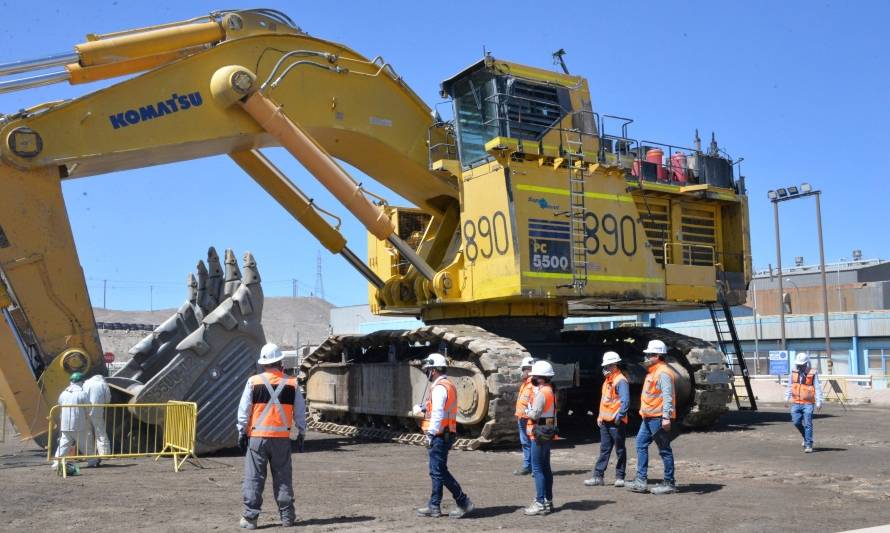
[47,401,198,478]
[1,399,6,443]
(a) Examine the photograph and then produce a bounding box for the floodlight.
[788,186,799,195]
[800,182,812,193]
[776,188,788,198]
[767,190,777,200]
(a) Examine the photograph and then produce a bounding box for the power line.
[314,250,324,300]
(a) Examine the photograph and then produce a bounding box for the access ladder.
[708,294,757,410]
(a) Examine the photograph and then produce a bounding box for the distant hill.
[94,296,333,360]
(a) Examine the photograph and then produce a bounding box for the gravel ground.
[2,403,888,532]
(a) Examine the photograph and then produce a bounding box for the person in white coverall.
[52,372,92,472]
[84,374,112,466]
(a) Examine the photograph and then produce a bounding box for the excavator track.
[301,324,733,450]
[301,324,529,451]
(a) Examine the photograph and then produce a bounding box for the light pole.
[768,191,786,349]
[784,278,801,313]
[768,183,832,373]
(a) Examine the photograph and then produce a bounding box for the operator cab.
[440,54,596,171]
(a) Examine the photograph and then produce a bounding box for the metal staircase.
[708,293,757,410]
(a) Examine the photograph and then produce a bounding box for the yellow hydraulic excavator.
[0,8,750,451]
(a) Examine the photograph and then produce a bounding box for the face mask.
[602,367,612,377]
[643,357,658,368]
[530,377,540,386]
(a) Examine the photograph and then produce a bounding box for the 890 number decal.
[584,212,637,257]
[464,211,510,262]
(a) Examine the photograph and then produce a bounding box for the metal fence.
[0,399,6,443]
[47,401,198,477]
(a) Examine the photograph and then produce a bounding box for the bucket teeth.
[195,260,209,317]
[187,273,198,306]
[223,249,242,298]
[205,246,223,311]
[241,251,260,284]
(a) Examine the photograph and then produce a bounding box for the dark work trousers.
[594,421,626,479]
[428,432,469,509]
[243,437,295,521]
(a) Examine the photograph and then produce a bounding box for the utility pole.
[292,278,298,298]
[103,279,107,309]
[150,285,153,312]
[314,251,325,300]
[815,192,832,373]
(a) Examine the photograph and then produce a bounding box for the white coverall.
[53,383,92,465]
[84,375,112,456]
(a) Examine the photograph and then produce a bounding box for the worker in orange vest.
[237,343,306,530]
[585,351,629,487]
[784,352,823,453]
[513,356,536,476]
[524,360,558,515]
[627,340,678,495]
[414,353,475,519]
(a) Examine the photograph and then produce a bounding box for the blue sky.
[1,1,888,310]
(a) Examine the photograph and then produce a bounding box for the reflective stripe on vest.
[598,371,628,424]
[527,384,556,440]
[514,378,534,418]
[247,371,297,438]
[639,362,676,419]
[791,369,817,404]
[421,378,458,435]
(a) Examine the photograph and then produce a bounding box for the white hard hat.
[643,339,667,355]
[601,351,622,367]
[422,353,448,370]
[257,343,285,365]
[530,360,555,377]
[794,352,810,366]
[520,356,535,369]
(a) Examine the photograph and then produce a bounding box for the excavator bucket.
[106,247,265,453]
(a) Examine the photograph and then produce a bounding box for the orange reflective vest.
[526,384,556,441]
[515,377,534,418]
[421,377,458,435]
[640,362,676,420]
[598,370,628,424]
[791,369,817,404]
[246,369,298,438]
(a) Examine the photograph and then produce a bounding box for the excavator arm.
[0,9,457,440]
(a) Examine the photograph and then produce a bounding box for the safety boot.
[524,500,549,516]
[513,467,531,476]
[449,498,475,518]
[544,499,554,513]
[583,475,605,486]
[614,478,626,487]
[804,446,814,453]
[626,478,649,493]
[650,481,679,495]
[415,506,442,518]
[239,516,257,530]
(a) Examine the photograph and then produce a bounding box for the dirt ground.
[2,404,889,532]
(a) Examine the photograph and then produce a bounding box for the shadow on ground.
[470,505,523,518]
[557,499,614,512]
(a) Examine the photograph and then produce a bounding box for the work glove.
[238,431,249,455]
[412,404,425,416]
[291,432,305,453]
